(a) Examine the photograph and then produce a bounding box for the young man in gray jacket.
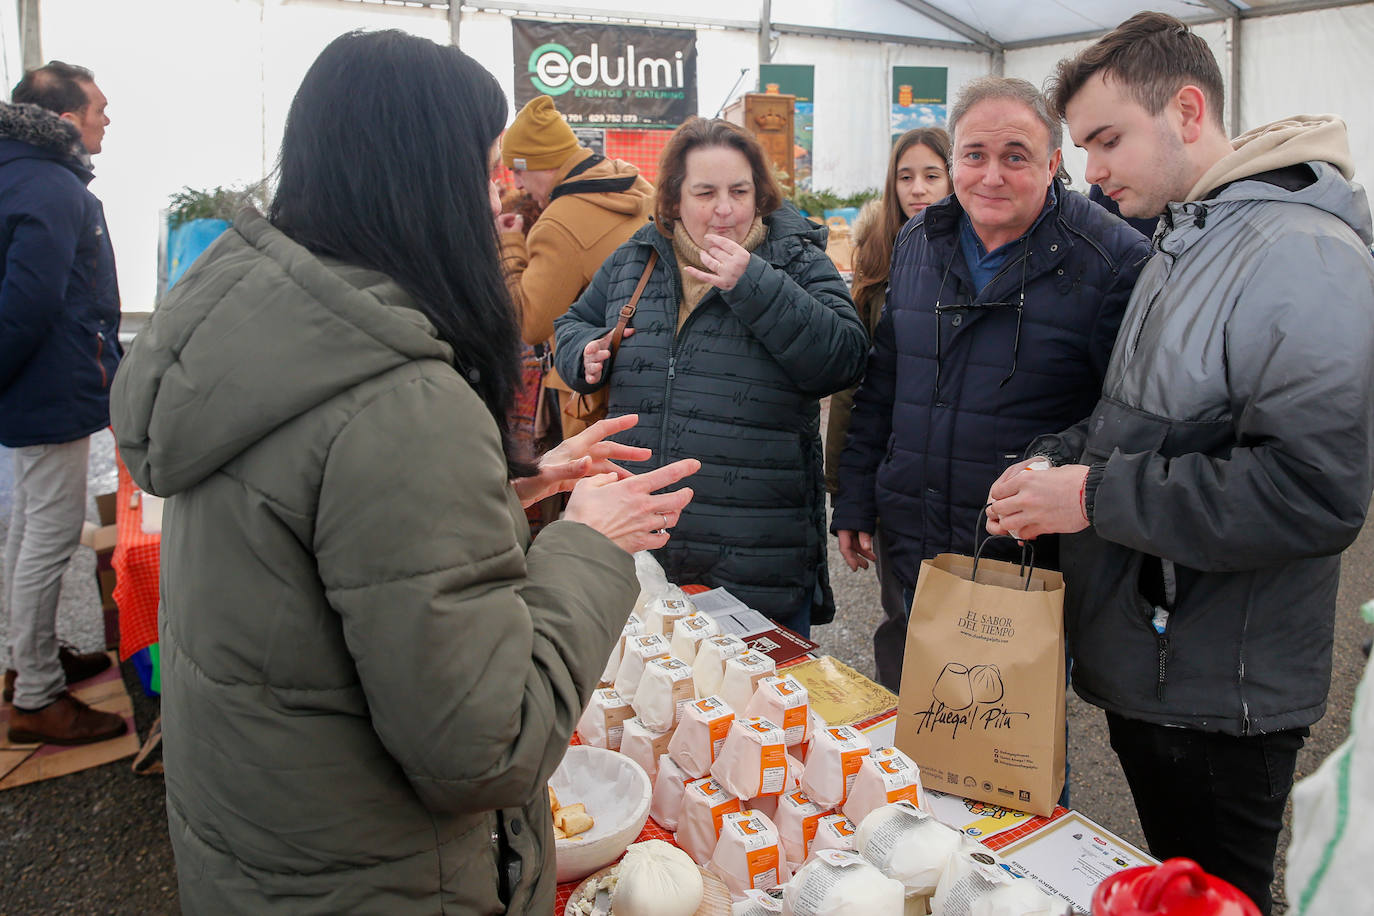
[984,13,1374,914]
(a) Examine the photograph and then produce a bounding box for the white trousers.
[4,437,90,709]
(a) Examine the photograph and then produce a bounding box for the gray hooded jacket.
[1032,116,1374,736]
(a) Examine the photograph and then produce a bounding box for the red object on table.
[111,454,161,661]
[1093,858,1261,916]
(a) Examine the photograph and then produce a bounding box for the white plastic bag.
[1286,605,1374,915]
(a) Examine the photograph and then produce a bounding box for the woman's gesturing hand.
[682,233,751,292]
[564,457,701,553]
[583,327,635,385]
[511,414,652,508]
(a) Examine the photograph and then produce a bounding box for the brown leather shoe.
[3,646,112,703]
[7,692,128,746]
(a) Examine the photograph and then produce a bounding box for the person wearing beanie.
[497,95,653,439]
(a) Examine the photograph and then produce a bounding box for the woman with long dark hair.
[112,31,696,913]
[823,128,950,685]
[825,127,951,492]
[555,118,867,636]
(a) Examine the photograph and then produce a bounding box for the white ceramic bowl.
[550,745,652,883]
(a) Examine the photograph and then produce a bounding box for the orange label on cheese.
[759,740,787,797]
[722,812,781,890]
[887,783,923,806]
[709,713,733,762]
[840,747,867,801]
[693,778,743,836]
[745,842,779,889]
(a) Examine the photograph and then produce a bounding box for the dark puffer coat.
[0,101,121,447]
[555,207,867,623]
[831,182,1149,589]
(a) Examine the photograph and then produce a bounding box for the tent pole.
[448,1,461,47]
[19,0,41,71]
[1229,14,1242,137]
[758,0,772,79]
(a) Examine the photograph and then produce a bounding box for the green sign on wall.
[891,66,948,141]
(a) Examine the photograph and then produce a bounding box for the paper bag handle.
[974,503,1036,590]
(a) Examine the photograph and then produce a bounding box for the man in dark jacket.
[986,14,1374,913]
[1,62,125,745]
[832,76,1149,690]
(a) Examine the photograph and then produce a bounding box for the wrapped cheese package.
[746,753,803,821]
[613,839,704,916]
[711,717,790,801]
[576,687,633,751]
[632,550,671,615]
[600,613,645,686]
[675,777,743,864]
[634,656,696,732]
[668,695,736,778]
[645,596,696,637]
[731,888,784,914]
[650,754,693,831]
[744,675,810,747]
[621,716,673,783]
[782,849,905,915]
[842,747,926,827]
[709,809,788,900]
[854,801,961,897]
[719,651,777,715]
[810,813,858,857]
[773,788,834,869]
[693,635,748,697]
[670,612,720,664]
[931,844,1068,916]
[969,880,1070,916]
[801,725,871,808]
[615,633,670,704]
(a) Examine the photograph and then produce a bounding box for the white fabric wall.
[1241,5,1374,193]
[0,2,21,92]
[767,33,989,194]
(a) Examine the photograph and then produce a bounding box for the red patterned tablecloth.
[110,455,161,660]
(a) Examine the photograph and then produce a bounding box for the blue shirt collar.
[958,183,1057,292]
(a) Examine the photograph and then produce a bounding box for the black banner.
[513,19,698,128]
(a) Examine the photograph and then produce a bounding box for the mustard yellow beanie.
[502,96,580,170]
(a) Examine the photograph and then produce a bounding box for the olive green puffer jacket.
[111,209,637,914]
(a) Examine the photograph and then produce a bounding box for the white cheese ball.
[611,839,704,916]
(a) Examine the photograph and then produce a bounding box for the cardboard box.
[81,492,120,650]
[80,492,118,553]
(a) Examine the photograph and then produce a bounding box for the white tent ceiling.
[433,0,1372,51]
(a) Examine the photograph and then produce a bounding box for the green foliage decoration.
[166,182,267,229]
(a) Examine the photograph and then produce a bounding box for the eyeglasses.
[932,241,1030,398]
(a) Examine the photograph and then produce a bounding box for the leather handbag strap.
[608,250,659,358]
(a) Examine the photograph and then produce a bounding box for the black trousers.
[1106,712,1308,916]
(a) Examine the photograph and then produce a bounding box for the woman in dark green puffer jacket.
[111,32,698,915]
[555,119,867,634]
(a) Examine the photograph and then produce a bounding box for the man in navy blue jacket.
[832,76,1150,691]
[1,62,125,745]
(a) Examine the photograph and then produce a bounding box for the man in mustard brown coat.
[498,95,653,438]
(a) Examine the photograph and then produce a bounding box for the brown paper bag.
[893,551,1066,816]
